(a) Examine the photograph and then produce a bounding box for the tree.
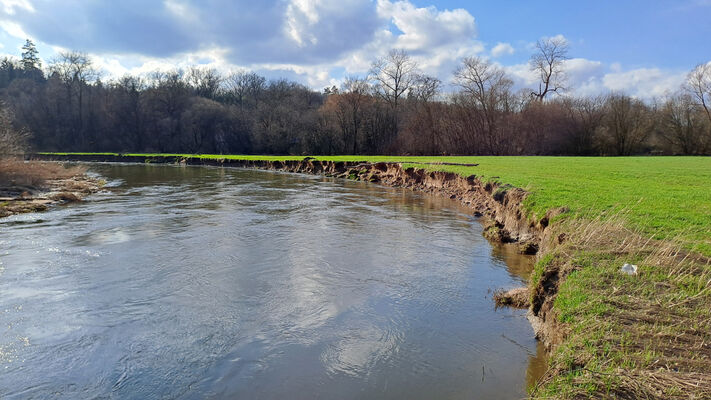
[48,51,99,147]
[21,39,41,71]
[369,49,418,111]
[529,36,570,101]
[453,56,514,154]
[185,67,222,100]
[0,101,30,155]
[658,94,710,154]
[600,94,654,156]
[224,71,266,108]
[686,63,711,127]
[332,77,371,153]
[560,96,605,155]
[409,74,441,103]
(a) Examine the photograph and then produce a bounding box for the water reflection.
[0,164,545,399]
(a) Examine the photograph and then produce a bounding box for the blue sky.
[432,0,711,68]
[0,0,709,97]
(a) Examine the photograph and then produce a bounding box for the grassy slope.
[43,153,711,397]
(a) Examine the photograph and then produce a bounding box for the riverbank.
[0,159,104,218]
[31,153,711,399]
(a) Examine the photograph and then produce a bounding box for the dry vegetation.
[530,212,711,399]
[0,159,99,217]
[0,159,86,191]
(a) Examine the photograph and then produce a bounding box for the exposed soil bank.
[30,153,548,243]
[30,154,571,385]
[31,154,560,336]
[25,154,711,398]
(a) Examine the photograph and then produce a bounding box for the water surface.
[0,164,543,399]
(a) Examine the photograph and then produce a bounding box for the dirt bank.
[30,154,560,342]
[27,154,711,398]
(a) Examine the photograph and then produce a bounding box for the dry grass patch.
[0,158,87,191]
[531,212,711,399]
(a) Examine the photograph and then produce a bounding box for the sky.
[0,0,709,98]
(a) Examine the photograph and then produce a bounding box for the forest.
[1,38,710,156]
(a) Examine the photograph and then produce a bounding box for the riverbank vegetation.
[0,157,102,218]
[40,152,711,398]
[2,39,710,157]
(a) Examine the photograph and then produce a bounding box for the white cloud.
[491,42,514,58]
[503,57,687,100]
[377,0,476,50]
[0,0,33,15]
[602,68,687,98]
[0,1,695,98]
[0,19,30,39]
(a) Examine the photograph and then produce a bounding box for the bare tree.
[409,74,441,103]
[402,74,442,154]
[48,51,99,147]
[658,94,710,154]
[686,63,711,126]
[600,94,655,155]
[185,67,222,100]
[49,51,98,84]
[453,56,513,154]
[560,96,606,155]
[529,36,570,101]
[326,77,371,153]
[225,71,266,108]
[369,49,418,111]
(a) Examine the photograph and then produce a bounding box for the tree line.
[1,38,710,156]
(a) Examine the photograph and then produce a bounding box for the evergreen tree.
[21,39,41,71]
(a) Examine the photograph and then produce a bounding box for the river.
[0,164,544,399]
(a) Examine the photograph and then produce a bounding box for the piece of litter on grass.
[620,263,638,275]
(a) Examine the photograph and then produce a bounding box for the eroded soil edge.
[30,154,563,346]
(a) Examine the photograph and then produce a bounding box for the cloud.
[602,68,687,98]
[503,57,687,100]
[0,0,33,15]
[491,42,514,58]
[0,0,382,66]
[0,1,695,98]
[377,0,476,51]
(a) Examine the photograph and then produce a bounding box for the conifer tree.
[21,39,41,71]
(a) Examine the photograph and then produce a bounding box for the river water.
[0,164,544,399]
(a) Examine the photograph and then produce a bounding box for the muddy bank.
[32,154,548,244]
[0,162,103,218]
[31,154,561,345]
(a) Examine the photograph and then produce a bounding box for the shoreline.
[29,154,555,339]
[27,154,711,399]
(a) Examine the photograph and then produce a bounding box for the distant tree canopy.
[0,41,709,156]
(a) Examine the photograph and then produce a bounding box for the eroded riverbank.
[29,154,711,399]
[1,163,546,399]
[32,154,560,345]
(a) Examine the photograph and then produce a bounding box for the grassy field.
[41,153,711,398]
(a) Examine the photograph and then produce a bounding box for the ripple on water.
[0,164,542,399]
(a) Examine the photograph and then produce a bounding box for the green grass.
[42,153,711,255]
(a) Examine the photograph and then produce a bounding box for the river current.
[0,164,544,399]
